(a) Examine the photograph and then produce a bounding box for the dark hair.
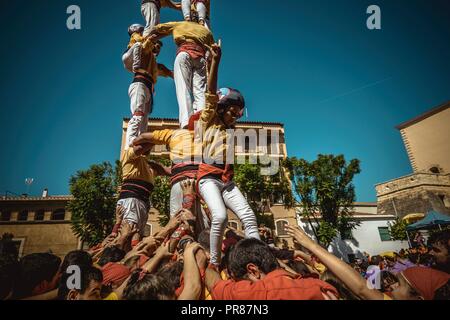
[408,252,420,264]
[58,265,103,300]
[220,244,235,272]
[434,280,450,300]
[156,261,184,294]
[98,246,125,267]
[15,253,61,299]
[0,255,20,300]
[156,40,163,47]
[197,229,211,252]
[287,260,310,277]
[228,238,278,280]
[381,271,398,293]
[321,271,360,300]
[60,250,92,274]
[370,255,382,266]
[123,270,175,300]
[429,231,450,250]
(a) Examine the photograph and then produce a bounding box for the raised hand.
[155,241,173,259]
[184,242,202,257]
[208,41,222,63]
[120,222,139,239]
[285,225,314,247]
[181,179,196,196]
[166,211,183,231]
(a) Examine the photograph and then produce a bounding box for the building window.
[18,211,29,221]
[429,167,441,174]
[276,220,289,237]
[228,221,238,230]
[35,210,45,221]
[1,211,11,222]
[378,227,391,242]
[12,238,25,259]
[51,209,66,221]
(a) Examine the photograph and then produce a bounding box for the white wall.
[298,217,408,262]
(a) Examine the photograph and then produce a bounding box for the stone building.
[0,194,79,258]
[376,102,450,218]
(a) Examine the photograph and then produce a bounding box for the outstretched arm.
[286,225,384,300]
[207,41,221,95]
[149,21,180,41]
[158,63,174,78]
[178,243,203,300]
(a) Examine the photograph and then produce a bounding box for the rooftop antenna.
[25,178,34,196]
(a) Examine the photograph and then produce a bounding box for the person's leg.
[170,181,184,217]
[142,2,160,37]
[196,2,207,25]
[199,178,228,265]
[139,86,152,137]
[126,82,150,148]
[135,199,150,238]
[192,57,207,113]
[181,0,192,21]
[222,182,260,240]
[174,52,194,128]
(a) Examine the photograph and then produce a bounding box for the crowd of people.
[1,0,449,301]
[1,208,449,300]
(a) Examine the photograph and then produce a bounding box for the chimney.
[42,188,48,198]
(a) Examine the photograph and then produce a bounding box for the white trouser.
[170,180,210,231]
[198,178,260,265]
[117,198,149,236]
[174,52,207,128]
[182,0,209,30]
[126,82,152,149]
[141,2,160,37]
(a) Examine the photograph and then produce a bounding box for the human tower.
[118,0,260,266]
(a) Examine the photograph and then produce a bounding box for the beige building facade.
[376,102,450,217]
[0,195,79,258]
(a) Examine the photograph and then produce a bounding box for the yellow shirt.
[103,292,119,300]
[127,33,159,83]
[150,129,203,163]
[313,262,327,274]
[121,148,155,185]
[198,93,233,164]
[153,21,214,48]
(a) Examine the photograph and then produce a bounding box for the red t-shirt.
[212,269,338,300]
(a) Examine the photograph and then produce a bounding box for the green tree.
[148,156,172,227]
[284,154,361,247]
[234,161,294,230]
[68,162,119,247]
[388,218,409,241]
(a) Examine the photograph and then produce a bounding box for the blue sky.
[0,0,449,201]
